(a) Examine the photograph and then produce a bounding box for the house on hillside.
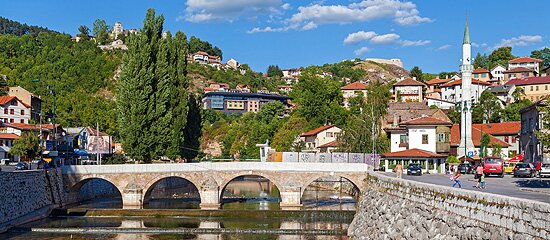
[341,81,368,109]
[382,116,452,174]
[440,78,491,103]
[485,85,516,106]
[298,124,341,153]
[392,78,425,102]
[227,58,240,69]
[192,51,210,65]
[504,67,536,81]
[277,85,292,94]
[425,78,452,99]
[426,98,455,109]
[505,76,550,102]
[0,133,19,161]
[383,102,451,130]
[508,56,543,75]
[236,84,250,93]
[8,86,41,121]
[0,96,31,124]
[472,68,491,82]
[491,65,506,84]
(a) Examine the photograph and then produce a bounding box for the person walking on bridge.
[451,172,462,188]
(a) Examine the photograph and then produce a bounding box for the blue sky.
[1,0,548,74]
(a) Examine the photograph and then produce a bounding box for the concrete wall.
[349,172,550,239]
[0,170,64,232]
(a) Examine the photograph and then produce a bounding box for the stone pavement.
[381,171,550,203]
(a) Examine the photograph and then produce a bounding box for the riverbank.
[349,172,550,239]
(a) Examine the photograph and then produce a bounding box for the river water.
[1,176,357,239]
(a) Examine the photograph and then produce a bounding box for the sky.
[1,0,549,74]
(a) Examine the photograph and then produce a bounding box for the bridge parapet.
[61,162,370,210]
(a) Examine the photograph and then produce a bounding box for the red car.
[484,157,504,177]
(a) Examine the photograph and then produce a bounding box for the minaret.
[458,20,475,158]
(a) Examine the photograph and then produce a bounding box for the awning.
[74,149,90,156]
[0,146,10,152]
[509,154,524,163]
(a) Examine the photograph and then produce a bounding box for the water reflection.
[222,175,281,210]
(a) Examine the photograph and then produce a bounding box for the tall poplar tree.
[117,9,189,163]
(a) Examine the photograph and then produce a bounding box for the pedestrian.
[452,172,462,188]
[476,164,484,179]
[395,163,403,179]
[479,173,486,189]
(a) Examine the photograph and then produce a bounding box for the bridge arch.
[300,174,362,197]
[219,173,282,207]
[219,172,283,196]
[67,176,123,206]
[142,175,202,199]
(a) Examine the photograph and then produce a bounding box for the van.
[484,157,504,177]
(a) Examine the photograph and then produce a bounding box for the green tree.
[257,101,284,124]
[339,81,392,153]
[536,104,550,148]
[473,52,489,69]
[530,47,550,69]
[438,71,458,79]
[10,132,39,162]
[78,25,90,40]
[502,88,532,121]
[447,155,460,164]
[488,46,516,69]
[473,91,502,123]
[447,106,461,124]
[491,143,502,157]
[266,65,283,78]
[182,93,201,161]
[103,153,127,164]
[410,66,423,82]
[0,74,8,96]
[480,133,491,158]
[117,9,189,163]
[92,19,109,44]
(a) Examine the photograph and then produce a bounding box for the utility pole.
[96,121,101,165]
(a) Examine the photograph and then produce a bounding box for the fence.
[272,152,380,168]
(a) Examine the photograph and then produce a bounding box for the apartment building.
[505,76,550,101]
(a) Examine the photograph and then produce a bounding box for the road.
[381,172,550,203]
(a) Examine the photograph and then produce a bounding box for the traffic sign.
[467,151,474,157]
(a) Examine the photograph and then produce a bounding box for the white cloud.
[399,39,430,47]
[247,26,288,33]
[249,0,431,33]
[344,31,377,45]
[183,0,287,22]
[354,47,371,55]
[371,33,401,44]
[493,35,543,48]
[437,44,451,50]
[471,42,488,48]
[302,21,318,30]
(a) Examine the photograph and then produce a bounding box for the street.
[381,172,550,203]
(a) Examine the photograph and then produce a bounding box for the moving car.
[407,163,422,176]
[503,162,516,174]
[483,157,504,177]
[458,162,473,174]
[14,162,29,170]
[538,163,550,178]
[513,163,537,178]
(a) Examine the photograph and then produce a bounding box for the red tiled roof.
[0,96,30,108]
[394,78,425,86]
[194,51,209,56]
[426,78,451,85]
[85,127,109,136]
[400,116,452,126]
[318,140,339,148]
[450,124,511,147]
[472,68,490,74]
[472,122,520,136]
[509,56,543,63]
[341,81,368,90]
[300,124,338,137]
[0,133,19,140]
[383,148,445,158]
[505,76,550,86]
[504,67,535,73]
[441,78,491,87]
[6,123,60,131]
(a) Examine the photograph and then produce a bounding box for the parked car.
[483,157,504,177]
[14,162,29,171]
[407,163,422,176]
[513,163,537,178]
[503,162,516,174]
[538,163,550,178]
[458,162,473,174]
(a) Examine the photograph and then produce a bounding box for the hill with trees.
[0,17,58,36]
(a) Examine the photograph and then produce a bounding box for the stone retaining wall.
[0,170,64,232]
[349,172,550,239]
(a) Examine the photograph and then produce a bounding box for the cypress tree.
[117,9,164,163]
[182,93,201,161]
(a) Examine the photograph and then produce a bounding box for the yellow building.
[505,76,550,101]
[472,68,491,82]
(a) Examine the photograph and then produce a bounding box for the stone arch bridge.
[61,162,369,210]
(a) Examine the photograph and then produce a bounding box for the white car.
[540,163,550,178]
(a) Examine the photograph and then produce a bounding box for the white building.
[508,56,543,75]
[0,96,31,124]
[364,58,404,68]
[490,65,506,84]
[227,58,240,69]
[298,124,341,153]
[426,98,456,109]
[112,22,124,39]
[192,51,210,65]
[440,78,491,103]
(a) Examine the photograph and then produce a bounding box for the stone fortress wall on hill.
[348,172,549,239]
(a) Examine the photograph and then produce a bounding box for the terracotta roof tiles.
[505,76,550,86]
[300,124,338,137]
[394,78,426,87]
[341,81,368,90]
[509,56,543,63]
[383,148,446,158]
[450,124,511,147]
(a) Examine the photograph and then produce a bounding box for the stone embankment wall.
[0,170,64,232]
[349,172,550,240]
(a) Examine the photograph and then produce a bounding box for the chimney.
[413,77,417,80]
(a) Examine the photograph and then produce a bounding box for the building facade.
[504,67,536,81]
[508,56,542,75]
[392,78,425,102]
[472,68,491,82]
[505,76,550,102]
[490,65,506,84]
[8,86,41,121]
[0,96,31,124]
[202,91,291,114]
[341,81,368,108]
[298,124,341,153]
[519,99,547,163]
[441,79,491,103]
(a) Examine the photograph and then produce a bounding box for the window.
[326,132,334,138]
[3,109,7,114]
[399,135,408,144]
[531,86,534,91]
[536,86,539,91]
[12,100,17,106]
[21,110,24,115]
[512,137,516,143]
[9,119,13,123]
[422,134,428,144]
[504,136,509,142]
[546,85,548,91]
[10,109,13,115]
[20,119,24,123]
[482,73,487,78]
[437,133,447,142]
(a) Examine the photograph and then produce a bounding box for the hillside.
[353,60,410,83]
[0,17,58,36]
